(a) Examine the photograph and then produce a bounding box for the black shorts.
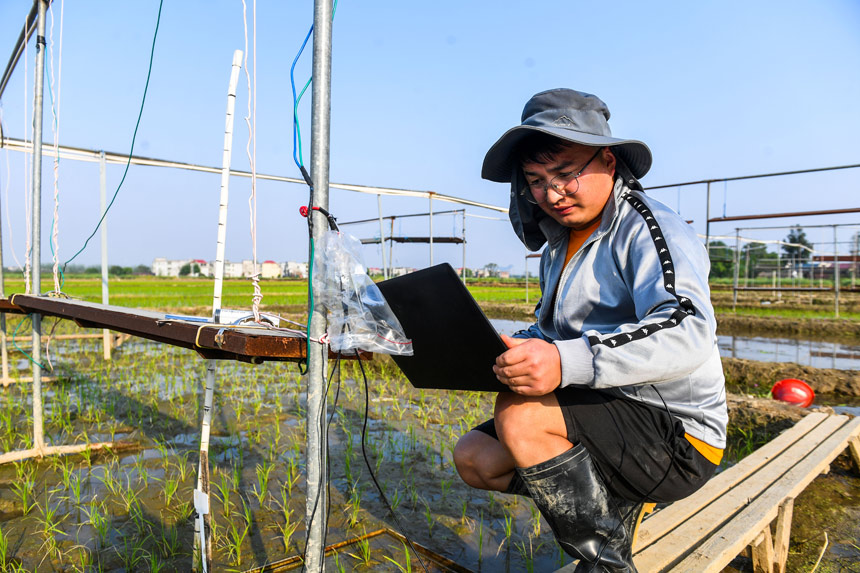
[474,386,717,503]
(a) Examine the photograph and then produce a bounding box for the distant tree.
[133,265,153,276]
[782,226,813,262]
[84,266,101,274]
[485,262,499,277]
[109,265,132,276]
[192,263,200,275]
[179,263,191,276]
[707,241,734,279]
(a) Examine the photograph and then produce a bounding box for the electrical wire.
[586,384,678,572]
[63,0,164,271]
[355,353,430,573]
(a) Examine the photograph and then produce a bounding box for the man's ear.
[603,147,617,175]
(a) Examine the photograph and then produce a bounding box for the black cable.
[355,352,431,573]
[586,384,678,572]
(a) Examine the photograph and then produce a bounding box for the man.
[453,89,727,572]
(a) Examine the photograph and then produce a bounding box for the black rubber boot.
[517,444,638,573]
[504,471,531,498]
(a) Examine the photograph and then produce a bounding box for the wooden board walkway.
[556,412,860,573]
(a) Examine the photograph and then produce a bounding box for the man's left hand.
[494,335,562,396]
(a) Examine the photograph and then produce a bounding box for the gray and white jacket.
[510,166,728,448]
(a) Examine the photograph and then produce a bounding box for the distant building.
[261,260,282,279]
[283,261,308,278]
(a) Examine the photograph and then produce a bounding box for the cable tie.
[37,35,46,45]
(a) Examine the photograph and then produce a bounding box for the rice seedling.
[271,507,301,554]
[226,499,252,566]
[477,511,485,563]
[163,474,180,507]
[514,536,542,573]
[36,493,67,562]
[529,503,542,537]
[116,533,151,571]
[422,498,435,536]
[346,528,373,567]
[252,461,274,506]
[345,483,363,529]
[11,464,36,516]
[158,524,182,559]
[83,501,111,549]
[383,541,413,573]
[0,526,12,570]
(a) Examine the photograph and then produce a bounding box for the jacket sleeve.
[559,195,718,389]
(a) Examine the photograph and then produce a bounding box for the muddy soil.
[723,357,860,397]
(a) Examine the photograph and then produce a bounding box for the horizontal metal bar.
[340,209,464,226]
[1,137,508,213]
[709,208,860,223]
[646,163,860,191]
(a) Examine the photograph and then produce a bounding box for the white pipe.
[100,150,110,360]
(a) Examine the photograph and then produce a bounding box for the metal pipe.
[704,182,711,260]
[834,225,840,318]
[732,229,740,311]
[461,210,466,281]
[0,1,44,100]
[378,194,387,280]
[645,162,860,190]
[29,0,48,454]
[305,0,333,568]
[429,193,434,266]
[709,207,860,223]
[0,138,6,382]
[100,151,110,360]
[340,209,463,226]
[3,137,508,213]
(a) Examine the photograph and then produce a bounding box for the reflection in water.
[490,319,860,371]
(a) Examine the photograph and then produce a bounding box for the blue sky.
[0,0,858,274]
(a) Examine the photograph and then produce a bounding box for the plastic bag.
[313,230,413,355]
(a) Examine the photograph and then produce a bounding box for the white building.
[283,261,308,278]
[261,260,282,279]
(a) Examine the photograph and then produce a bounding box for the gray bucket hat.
[481,88,652,182]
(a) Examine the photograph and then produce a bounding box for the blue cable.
[290,25,314,168]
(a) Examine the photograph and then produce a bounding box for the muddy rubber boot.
[504,471,531,498]
[517,444,637,573]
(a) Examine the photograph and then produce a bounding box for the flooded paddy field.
[0,315,856,571]
[0,334,571,571]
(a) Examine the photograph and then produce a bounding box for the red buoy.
[771,378,815,408]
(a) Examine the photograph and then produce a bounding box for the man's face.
[521,144,616,230]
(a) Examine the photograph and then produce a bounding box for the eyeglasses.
[520,147,604,205]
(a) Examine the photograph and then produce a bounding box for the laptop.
[376,263,510,392]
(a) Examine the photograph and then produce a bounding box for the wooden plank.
[634,415,847,572]
[670,416,860,573]
[8,295,368,363]
[0,298,25,314]
[635,413,827,552]
[751,527,774,573]
[773,498,794,573]
[849,436,860,475]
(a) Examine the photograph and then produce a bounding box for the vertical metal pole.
[429,193,434,266]
[776,247,781,300]
[732,229,740,311]
[377,195,387,280]
[461,211,466,282]
[389,218,394,276]
[834,225,840,318]
[704,182,711,258]
[30,0,48,454]
[99,151,111,361]
[0,149,7,384]
[305,0,333,569]
[524,253,529,305]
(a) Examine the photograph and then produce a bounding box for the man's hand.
[493,334,562,396]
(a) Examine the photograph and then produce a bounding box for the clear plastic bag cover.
[313,230,413,355]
